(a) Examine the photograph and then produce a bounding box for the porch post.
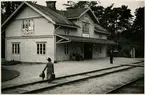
[54,25,61,62]
[54,34,56,62]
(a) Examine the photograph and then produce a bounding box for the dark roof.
[59,8,99,23]
[94,24,109,34]
[58,8,88,19]
[29,2,78,28]
[59,8,108,34]
[2,2,108,34]
[60,35,116,45]
[2,2,79,29]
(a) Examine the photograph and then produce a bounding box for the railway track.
[107,77,144,94]
[2,61,144,94]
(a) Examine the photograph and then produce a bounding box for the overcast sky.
[37,0,144,16]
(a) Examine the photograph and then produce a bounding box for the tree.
[63,1,98,9]
[120,7,144,57]
[1,1,22,23]
[132,7,144,57]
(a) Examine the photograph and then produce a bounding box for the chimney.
[46,1,56,10]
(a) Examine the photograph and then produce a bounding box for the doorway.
[84,43,92,59]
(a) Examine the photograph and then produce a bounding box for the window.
[95,44,102,53]
[99,34,102,38]
[64,29,70,35]
[82,22,89,33]
[22,19,34,35]
[64,43,68,54]
[12,43,20,54]
[37,43,46,54]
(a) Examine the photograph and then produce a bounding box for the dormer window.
[82,22,89,34]
[64,29,70,35]
[22,19,34,35]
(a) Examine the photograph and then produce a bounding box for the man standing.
[110,49,114,64]
[43,58,54,83]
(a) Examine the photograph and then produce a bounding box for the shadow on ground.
[2,67,20,82]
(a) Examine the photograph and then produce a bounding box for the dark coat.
[44,62,54,74]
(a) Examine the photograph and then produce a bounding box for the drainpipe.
[54,25,61,63]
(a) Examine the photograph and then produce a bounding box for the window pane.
[12,44,14,53]
[82,22,89,33]
[22,20,25,29]
[18,44,19,54]
[64,44,68,54]
[43,44,45,54]
[14,44,16,54]
[29,20,34,30]
[40,44,42,54]
[37,43,46,55]
[37,44,39,54]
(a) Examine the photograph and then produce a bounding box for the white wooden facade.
[5,6,55,63]
[56,13,108,61]
[4,2,113,63]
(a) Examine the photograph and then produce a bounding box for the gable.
[16,6,42,19]
[80,13,95,25]
[2,2,79,30]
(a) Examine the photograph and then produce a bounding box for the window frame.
[36,42,46,55]
[64,29,70,35]
[95,44,102,53]
[12,42,20,54]
[82,21,90,34]
[22,19,34,34]
[64,43,68,54]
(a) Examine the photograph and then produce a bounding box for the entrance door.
[84,43,92,59]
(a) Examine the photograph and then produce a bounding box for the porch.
[55,35,116,61]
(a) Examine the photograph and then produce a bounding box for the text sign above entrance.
[82,34,89,37]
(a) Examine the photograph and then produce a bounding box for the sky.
[37,0,144,16]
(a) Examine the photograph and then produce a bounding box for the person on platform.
[110,49,114,64]
[43,58,54,83]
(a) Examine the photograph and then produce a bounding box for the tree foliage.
[131,7,144,57]
[1,1,22,23]
[1,1,37,23]
[63,1,98,9]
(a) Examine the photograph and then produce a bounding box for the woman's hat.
[47,58,51,61]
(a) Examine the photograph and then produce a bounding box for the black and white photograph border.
[1,0,144,94]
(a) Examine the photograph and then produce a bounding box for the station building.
[2,1,115,63]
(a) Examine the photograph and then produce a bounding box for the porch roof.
[59,35,116,45]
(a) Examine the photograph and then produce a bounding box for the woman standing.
[43,58,54,82]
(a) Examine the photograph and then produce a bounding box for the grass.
[2,67,20,82]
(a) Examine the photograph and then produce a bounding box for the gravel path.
[38,66,144,94]
[2,57,143,88]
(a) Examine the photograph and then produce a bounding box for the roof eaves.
[2,2,25,28]
[56,23,80,29]
[67,17,79,19]
[94,29,109,35]
[88,7,99,23]
[60,34,116,45]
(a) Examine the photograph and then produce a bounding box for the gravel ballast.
[39,66,144,94]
